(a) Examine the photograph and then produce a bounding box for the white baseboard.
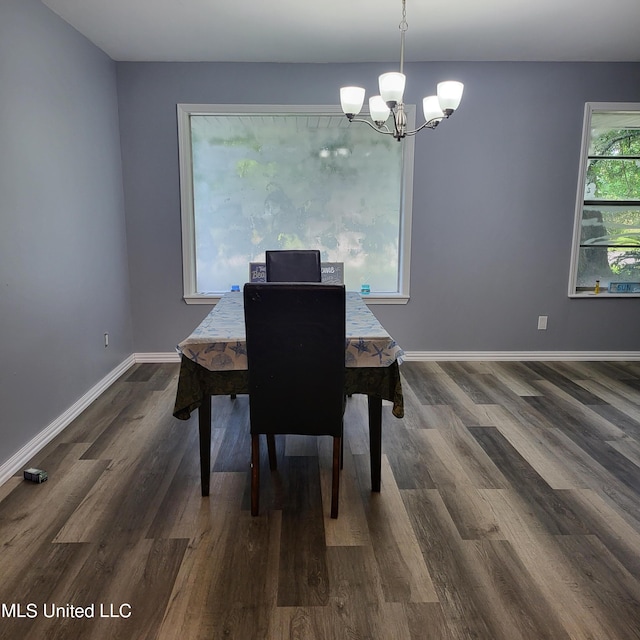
[0,355,136,487]
[134,351,181,363]
[136,350,640,364]
[402,351,640,361]
[136,350,640,363]
[0,353,182,487]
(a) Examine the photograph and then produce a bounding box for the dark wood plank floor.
[1,360,640,639]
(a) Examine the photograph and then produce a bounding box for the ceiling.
[41,0,640,63]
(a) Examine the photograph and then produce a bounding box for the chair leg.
[251,434,260,516]
[368,395,382,492]
[267,434,277,470]
[331,436,341,518]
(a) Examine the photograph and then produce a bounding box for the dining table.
[173,290,405,496]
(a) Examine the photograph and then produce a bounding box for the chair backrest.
[265,249,321,282]
[244,283,346,436]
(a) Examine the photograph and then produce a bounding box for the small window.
[177,104,416,304]
[569,103,640,297]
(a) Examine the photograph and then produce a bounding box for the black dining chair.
[265,249,322,282]
[243,282,346,518]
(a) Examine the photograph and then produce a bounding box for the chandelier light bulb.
[437,81,464,114]
[369,96,391,124]
[379,72,406,107]
[340,87,365,117]
[422,95,444,125]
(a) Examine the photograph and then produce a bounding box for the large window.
[569,103,640,296]
[177,105,415,304]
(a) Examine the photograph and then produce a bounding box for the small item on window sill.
[609,282,640,293]
[360,283,371,295]
[24,468,48,483]
[231,284,240,292]
[594,279,600,294]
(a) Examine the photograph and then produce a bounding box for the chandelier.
[339,0,463,141]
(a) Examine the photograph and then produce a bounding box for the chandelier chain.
[399,0,408,32]
[399,0,407,74]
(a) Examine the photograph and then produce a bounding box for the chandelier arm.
[347,117,395,136]
[402,118,442,137]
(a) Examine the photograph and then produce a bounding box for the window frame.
[177,103,415,305]
[568,102,640,298]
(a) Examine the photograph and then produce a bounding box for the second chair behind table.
[243,282,346,518]
[265,249,321,282]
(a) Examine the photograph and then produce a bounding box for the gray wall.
[117,60,640,354]
[2,3,640,473]
[0,0,133,467]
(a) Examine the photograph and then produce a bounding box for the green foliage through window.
[571,105,640,293]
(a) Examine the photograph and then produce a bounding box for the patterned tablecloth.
[173,291,405,421]
[177,291,405,371]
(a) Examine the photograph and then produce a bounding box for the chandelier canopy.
[340,0,463,141]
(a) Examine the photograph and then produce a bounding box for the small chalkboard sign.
[249,263,267,283]
[249,262,344,284]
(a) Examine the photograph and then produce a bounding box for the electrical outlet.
[104,332,109,348]
[537,315,548,330]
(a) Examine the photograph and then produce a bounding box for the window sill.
[184,292,410,305]
[362,294,409,305]
[569,291,640,298]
